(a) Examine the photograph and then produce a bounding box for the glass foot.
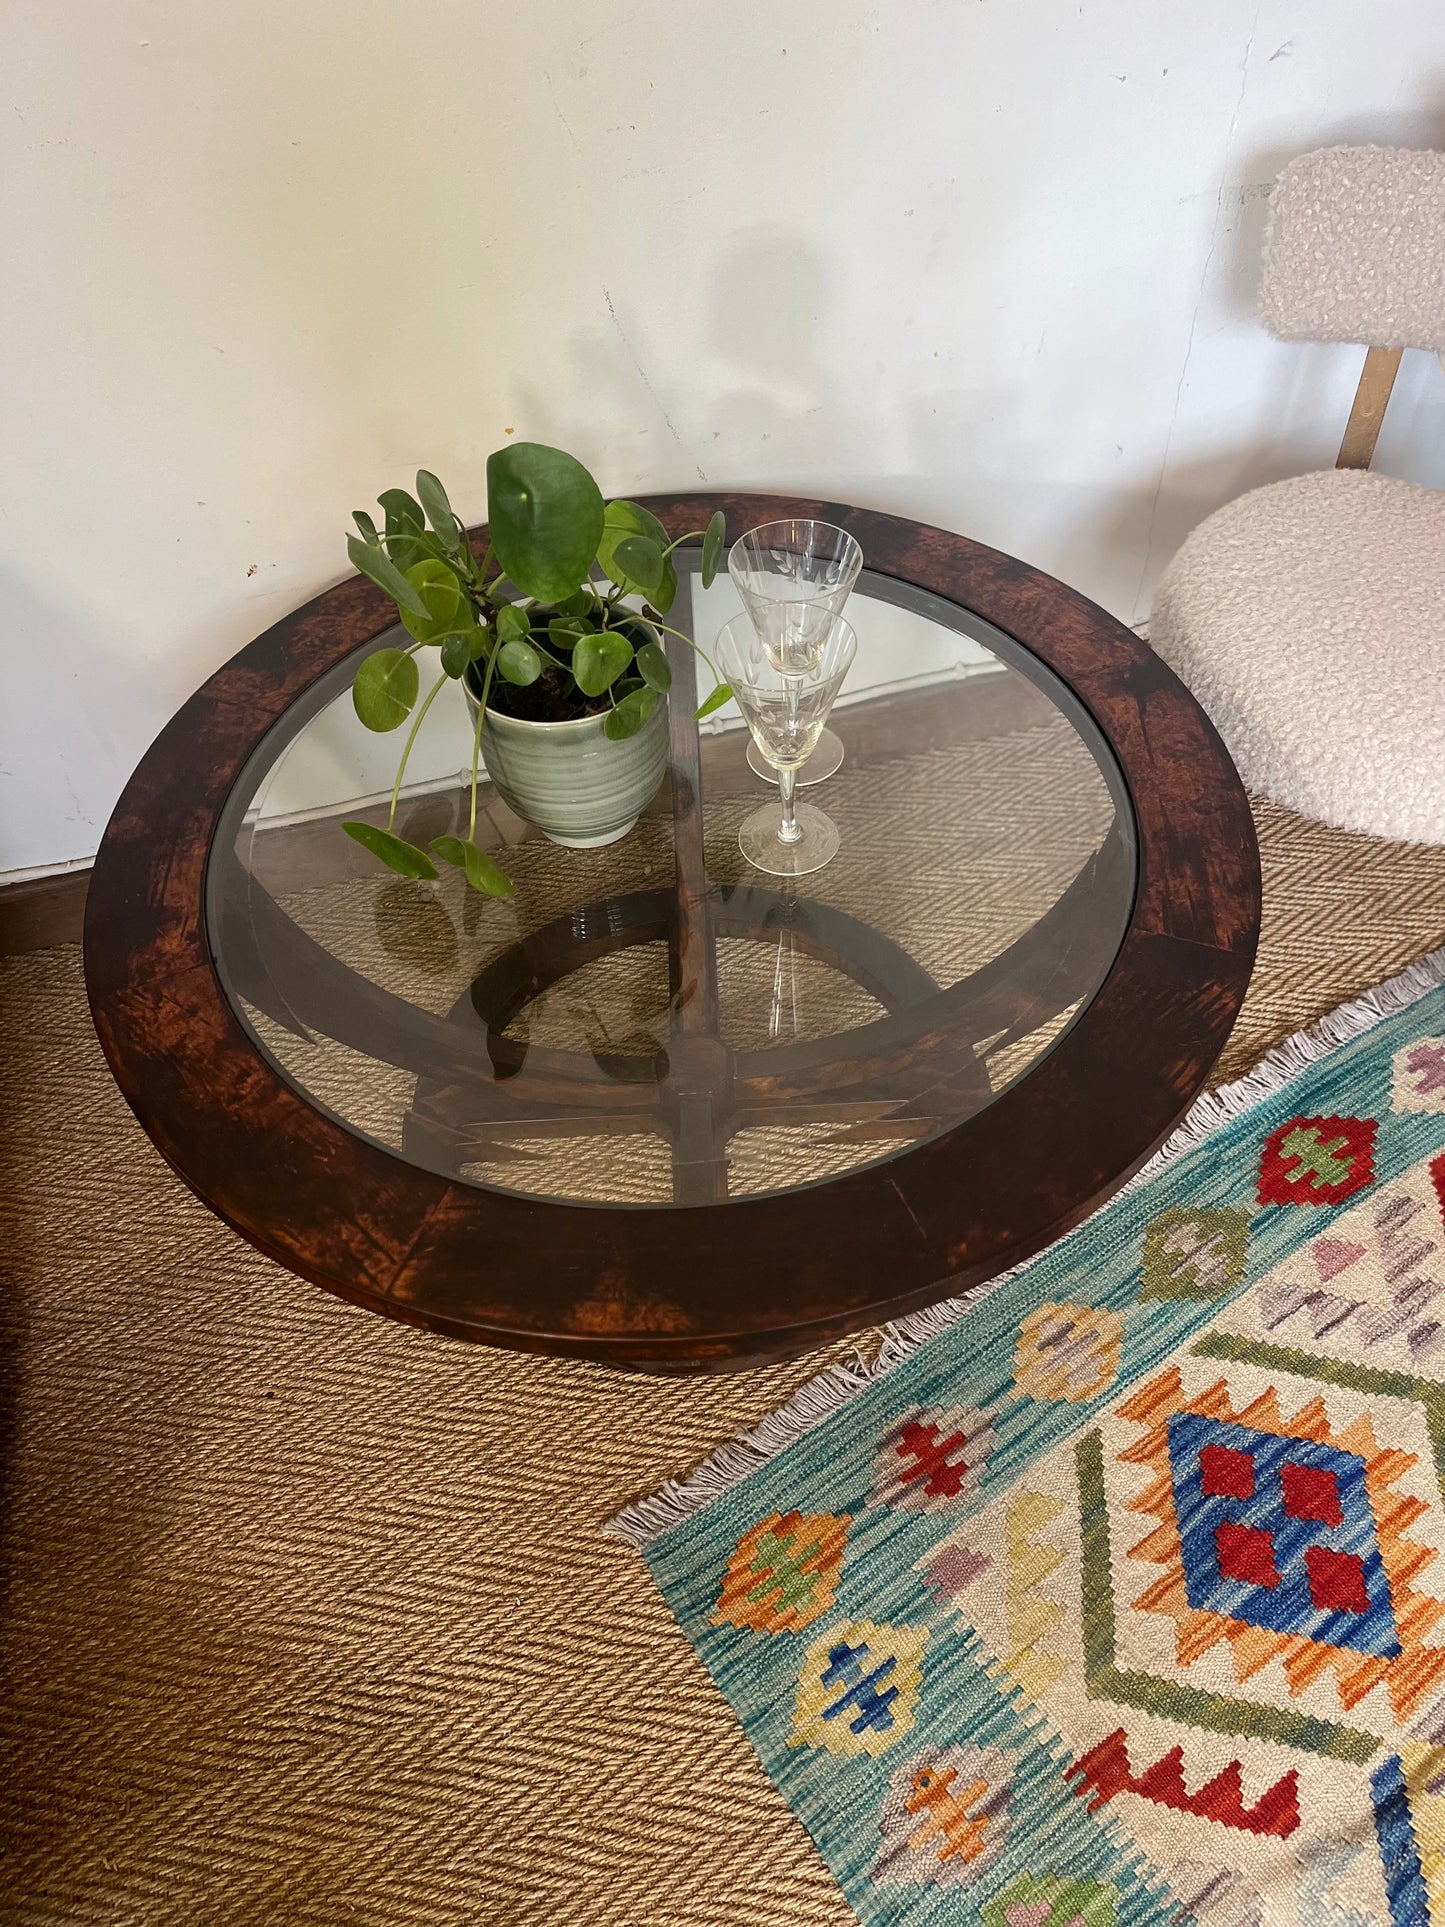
[738,799,841,877]
[748,726,843,785]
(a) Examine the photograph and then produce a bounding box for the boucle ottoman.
[1151,466,1445,845]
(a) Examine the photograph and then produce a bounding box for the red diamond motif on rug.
[1280,1462,1343,1526]
[1198,1443,1255,1499]
[1214,1521,1280,1589]
[1304,1545,1370,1614]
[895,1419,973,1499]
[1257,1115,1378,1207]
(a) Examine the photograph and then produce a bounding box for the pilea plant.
[342,442,727,896]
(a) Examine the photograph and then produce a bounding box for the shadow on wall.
[696,230,892,485]
[527,217,1074,583]
[496,105,1445,635]
[508,227,895,495]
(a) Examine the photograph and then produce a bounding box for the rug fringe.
[604,943,1445,1551]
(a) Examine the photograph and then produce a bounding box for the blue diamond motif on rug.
[1166,1410,1400,1656]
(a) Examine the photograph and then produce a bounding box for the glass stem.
[777,764,802,844]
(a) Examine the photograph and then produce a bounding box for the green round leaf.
[611,534,664,597]
[495,602,531,642]
[347,535,429,619]
[440,629,488,679]
[399,558,466,642]
[430,834,517,898]
[701,509,726,590]
[352,647,419,731]
[416,470,461,553]
[694,681,734,720]
[548,614,591,651]
[342,820,438,879]
[603,498,669,545]
[573,628,634,698]
[406,557,463,598]
[497,640,542,685]
[599,499,677,612]
[485,442,604,603]
[352,509,380,545]
[635,641,671,692]
[603,687,659,740]
[551,588,595,619]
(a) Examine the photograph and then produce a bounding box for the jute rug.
[1,800,1443,1926]
[615,949,1445,1926]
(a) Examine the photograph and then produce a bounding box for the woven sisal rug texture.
[1,800,1442,1926]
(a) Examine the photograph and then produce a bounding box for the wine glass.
[716,614,857,877]
[728,519,863,784]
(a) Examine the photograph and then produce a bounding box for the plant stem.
[386,670,449,832]
[642,614,723,683]
[468,649,499,842]
[660,528,706,559]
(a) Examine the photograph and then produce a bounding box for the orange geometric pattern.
[714,1510,850,1634]
[1116,1367,1445,1721]
[873,1743,1014,1886]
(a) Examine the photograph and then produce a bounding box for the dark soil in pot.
[464,604,656,723]
[473,665,610,723]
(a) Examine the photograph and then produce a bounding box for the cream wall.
[3,0,1443,875]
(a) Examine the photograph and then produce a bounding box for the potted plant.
[341,442,727,895]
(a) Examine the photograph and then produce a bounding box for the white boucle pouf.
[1150,467,1445,845]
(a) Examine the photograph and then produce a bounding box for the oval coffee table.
[85,495,1260,1371]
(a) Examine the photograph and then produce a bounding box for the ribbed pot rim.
[477,701,621,736]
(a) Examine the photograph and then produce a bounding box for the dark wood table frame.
[85,495,1260,1370]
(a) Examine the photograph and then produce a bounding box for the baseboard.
[0,866,92,955]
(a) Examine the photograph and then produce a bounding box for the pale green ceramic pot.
[465,681,669,849]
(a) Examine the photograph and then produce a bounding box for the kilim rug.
[610,948,1445,1927]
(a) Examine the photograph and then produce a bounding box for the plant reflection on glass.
[715,614,857,878]
[340,447,728,894]
[728,519,863,784]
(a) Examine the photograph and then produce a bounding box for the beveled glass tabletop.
[208,549,1136,1210]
